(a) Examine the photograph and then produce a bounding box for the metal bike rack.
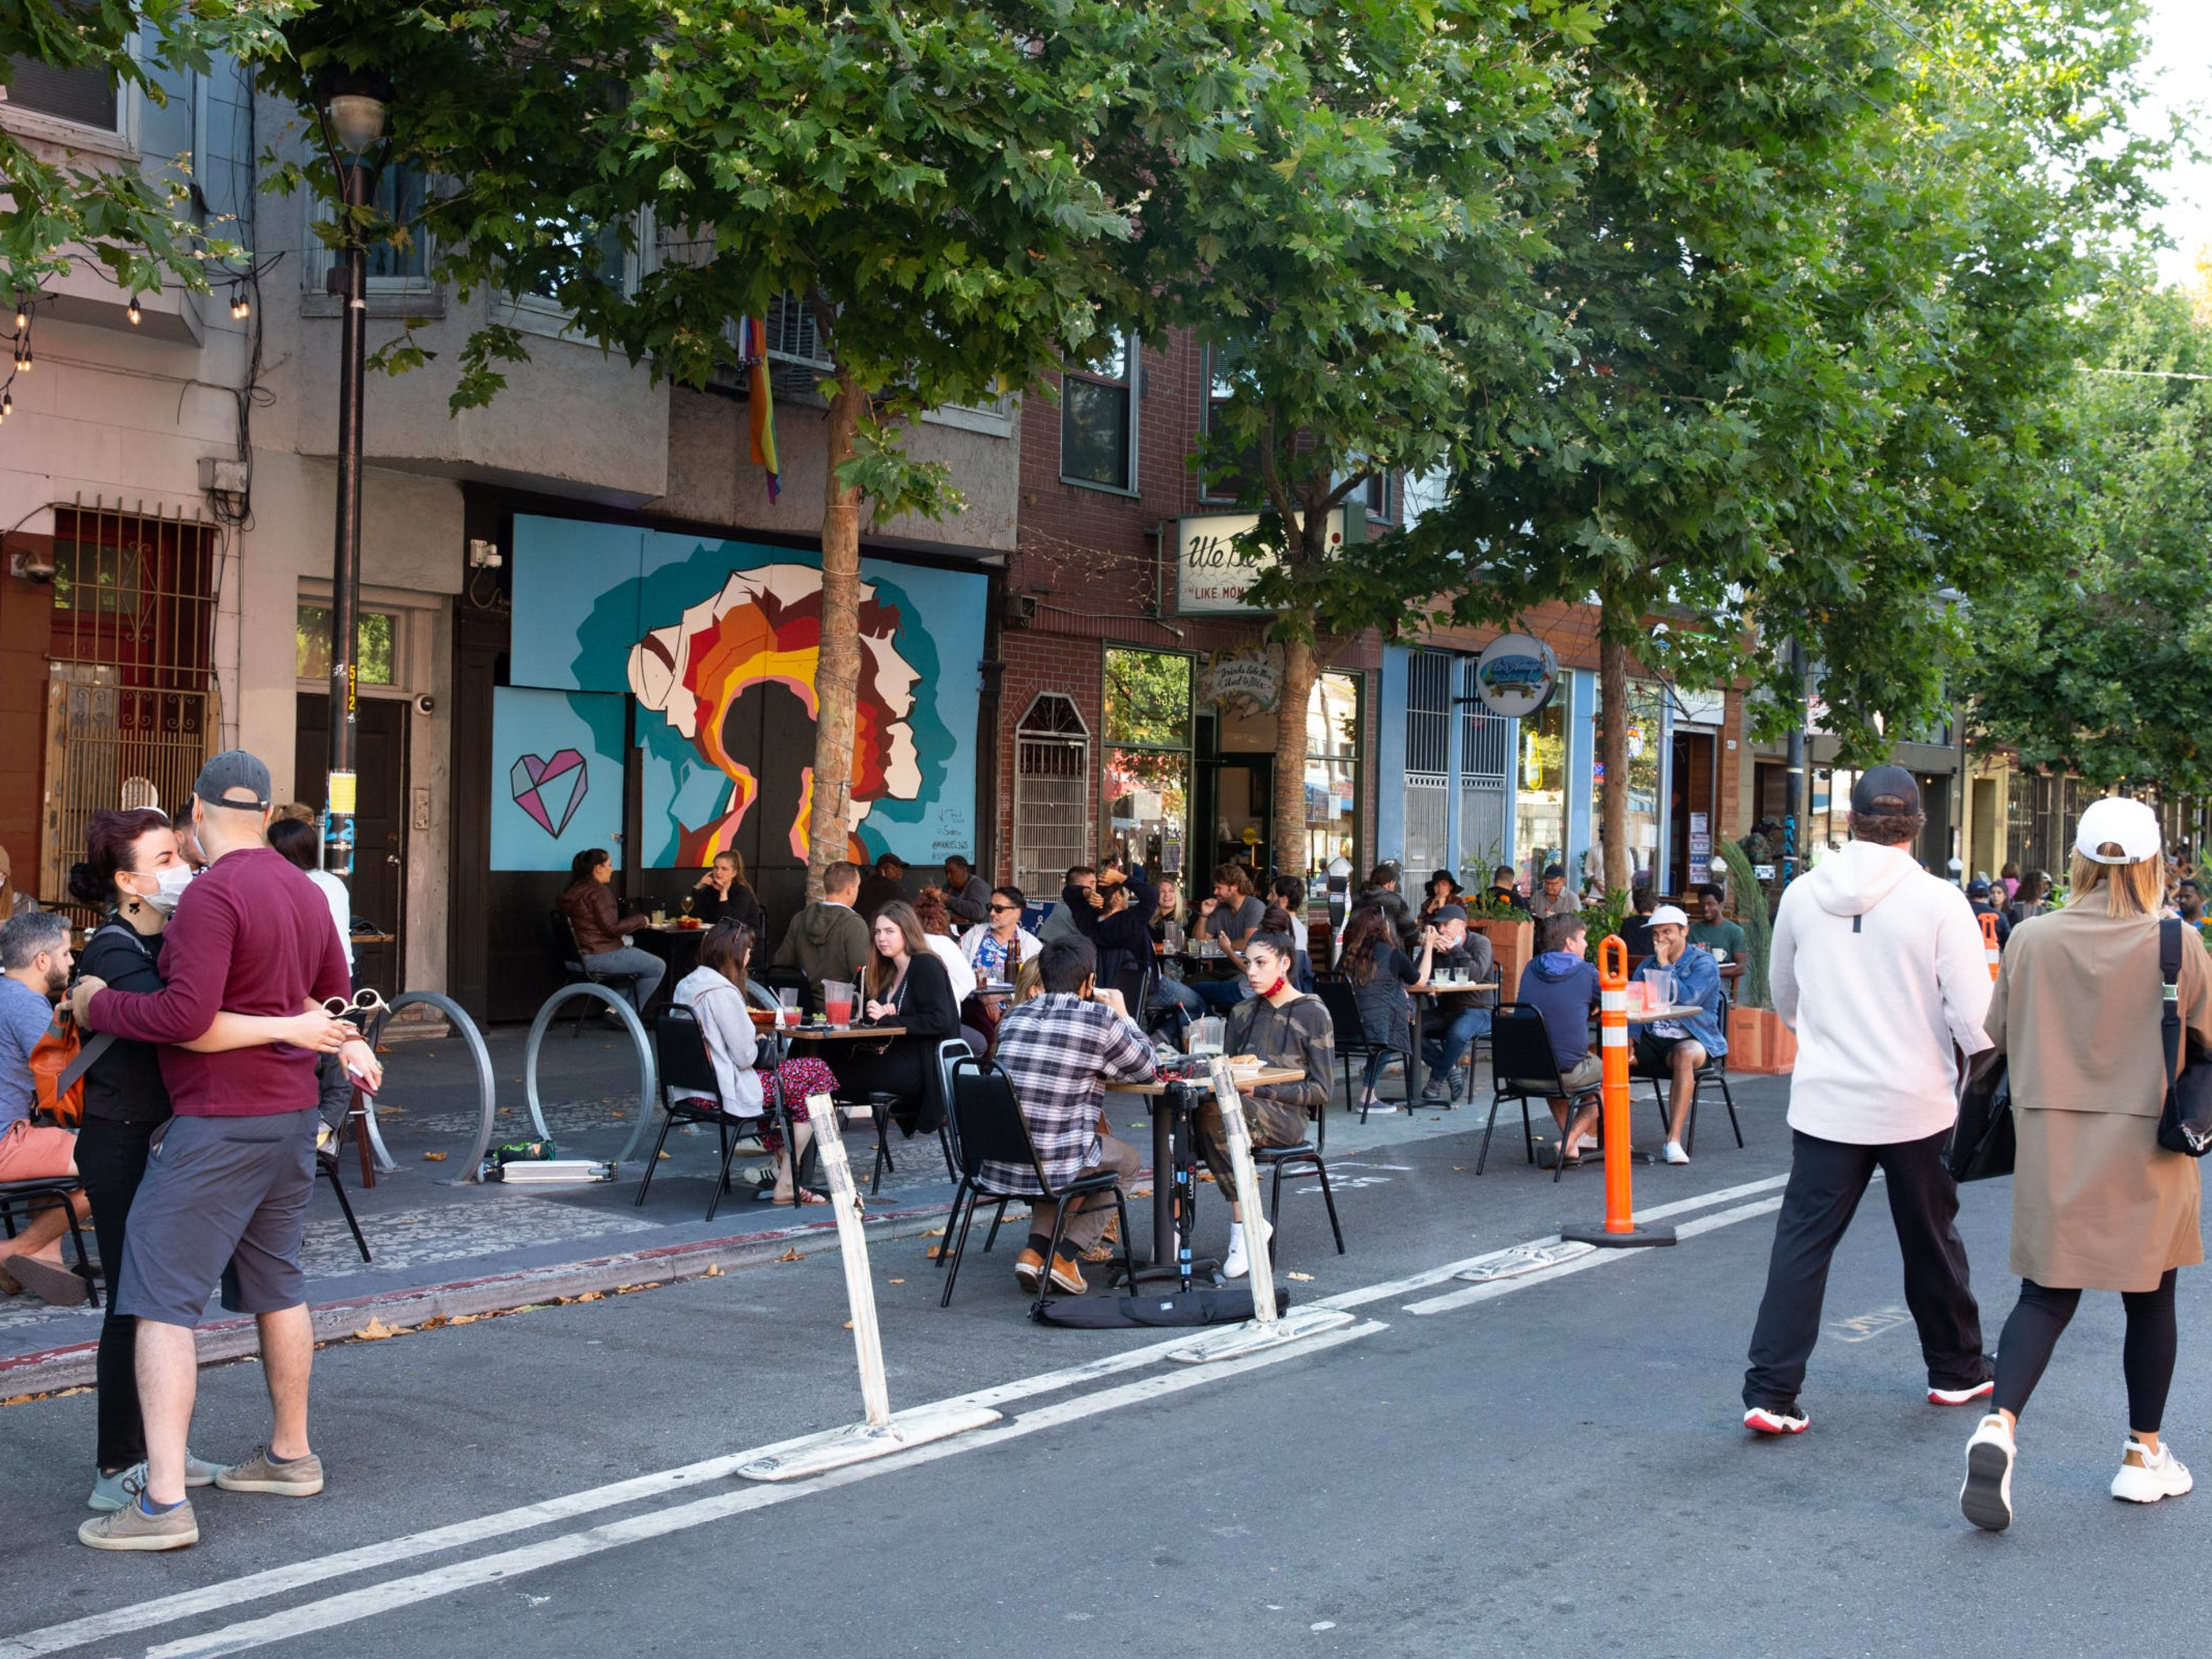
[522,983,660,1167]
[362,992,501,1183]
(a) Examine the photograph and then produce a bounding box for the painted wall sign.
[1472,632,1560,719]
[1198,644,1283,716]
[1175,510,1346,615]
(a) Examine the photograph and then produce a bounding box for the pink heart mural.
[509,749,588,838]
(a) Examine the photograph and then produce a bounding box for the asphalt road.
[4,1088,2206,1658]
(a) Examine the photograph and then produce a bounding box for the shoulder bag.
[1949,1046,2014,1182]
[2157,918,2212,1156]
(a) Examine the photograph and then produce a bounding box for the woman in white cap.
[1961,795,2212,1531]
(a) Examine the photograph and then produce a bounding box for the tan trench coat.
[1987,904,2212,1293]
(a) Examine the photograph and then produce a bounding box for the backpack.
[29,1008,84,1127]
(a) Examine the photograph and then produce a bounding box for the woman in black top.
[67,809,349,1508]
[1340,906,1433,1115]
[692,850,766,934]
[833,900,965,1132]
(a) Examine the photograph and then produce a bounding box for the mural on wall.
[498,516,983,873]
[489,686,628,872]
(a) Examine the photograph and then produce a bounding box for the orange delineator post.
[1560,934,1677,1249]
[1980,912,2001,982]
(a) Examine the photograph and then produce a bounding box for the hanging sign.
[1175,510,1346,615]
[1199,644,1283,716]
[1472,634,1559,718]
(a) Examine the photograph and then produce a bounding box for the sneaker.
[1663,1142,1690,1165]
[2111,1438,2193,1505]
[214,1446,324,1497]
[1929,1378,1998,1407]
[1013,1248,1044,1292]
[1361,1102,1399,1116]
[1,1253,89,1306]
[1046,1253,1088,1296]
[1960,1414,2016,1532]
[78,1498,198,1551]
[1743,1403,1809,1436]
[88,1453,221,1513]
[1419,1077,1449,1103]
[1222,1221,1274,1281]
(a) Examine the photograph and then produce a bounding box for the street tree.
[1098,0,1592,878]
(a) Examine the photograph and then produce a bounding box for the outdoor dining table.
[634,922,709,1011]
[1401,981,1499,1105]
[1108,1064,1302,1289]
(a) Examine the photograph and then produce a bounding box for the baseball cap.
[1649,904,1690,930]
[1850,766,1922,816]
[1429,903,1468,925]
[1966,878,1991,897]
[1543,863,1565,880]
[2074,796,2161,865]
[192,749,271,812]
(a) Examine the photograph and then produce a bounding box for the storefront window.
[1623,681,1663,889]
[1104,647,1193,875]
[297,605,397,685]
[1304,672,1360,880]
[1516,696,1567,887]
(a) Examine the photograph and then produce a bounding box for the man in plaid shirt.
[986,935,1156,1294]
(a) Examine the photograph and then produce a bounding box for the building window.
[1303,672,1361,878]
[1198,344,1259,505]
[1061,330,1137,492]
[1515,694,1567,888]
[296,606,397,685]
[1013,695,1092,903]
[1103,647,1192,876]
[308,160,434,294]
[1,55,120,132]
[1459,656,1513,875]
[1403,649,1451,878]
[1361,471,1394,524]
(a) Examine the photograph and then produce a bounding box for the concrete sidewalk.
[1,1021,1767,1392]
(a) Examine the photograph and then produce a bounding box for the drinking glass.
[824,980,855,1027]
[775,987,799,1029]
[679,895,694,919]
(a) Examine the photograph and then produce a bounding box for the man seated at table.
[1484,865,1529,913]
[1633,904,1728,1165]
[1418,904,1497,1103]
[1037,865,1103,943]
[982,936,1155,1295]
[1527,863,1577,921]
[1514,912,1605,1163]
[854,852,908,922]
[1687,883,1749,960]
[772,860,870,1010]
[1620,885,1658,957]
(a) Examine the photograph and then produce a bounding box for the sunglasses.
[321,987,388,1023]
[988,902,1019,914]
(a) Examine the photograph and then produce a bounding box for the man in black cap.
[1965,878,2011,950]
[855,851,908,922]
[1417,903,1497,1102]
[1527,863,1577,922]
[1740,764,1997,1436]
[72,751,377,1550]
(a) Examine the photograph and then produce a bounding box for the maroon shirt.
[89,845,351,1117]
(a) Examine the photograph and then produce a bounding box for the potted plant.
[1465,887,1533,1002]
[1718,839,1795,1074]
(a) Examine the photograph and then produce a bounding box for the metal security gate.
[1013,694,1089,903]
[1403,650,1451,876]
[1460,658,1514,874]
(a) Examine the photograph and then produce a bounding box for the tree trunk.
[1598,600,1631,896]
[807,366,866,900]
[1272,631,1319,887]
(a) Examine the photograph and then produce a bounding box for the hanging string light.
[127,294,142,325]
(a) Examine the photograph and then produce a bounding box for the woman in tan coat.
[1961,797,2212,1531]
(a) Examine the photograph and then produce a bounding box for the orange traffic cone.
[1561,934,1678,1249]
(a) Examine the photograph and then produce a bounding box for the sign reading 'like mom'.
[1175,510,1347,615]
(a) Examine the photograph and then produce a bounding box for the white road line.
[143,1321,1387,1659]
[1402,1197,1785,1315]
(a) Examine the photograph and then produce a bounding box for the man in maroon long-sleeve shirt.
[73,752,382,1552]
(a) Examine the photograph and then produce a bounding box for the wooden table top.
[1107,1065,1304,1097]
[1624,1005,1705,1024]
[783,1024,908,1040]
[1411,982,1498,995]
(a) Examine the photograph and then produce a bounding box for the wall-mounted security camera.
[412,692,435,715]
[9,550,57,584]
[466,539,503,570]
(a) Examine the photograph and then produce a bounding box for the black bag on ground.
[2157,918,2212,1157]
[1031,1285,1286,1328]
[1949,1048,2014,1183]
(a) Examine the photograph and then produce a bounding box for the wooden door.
[296,695,409,993]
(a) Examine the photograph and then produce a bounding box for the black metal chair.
[316,1142,372,1263]
[1251,1093,1346,1255]
[1483,1002,1603,1181]
[0,1177,99,1308]
[939,1059,1134,1313]
[635,1005,764,1221]
[550,910,645,1035]
[1628,985,1743,1156]
[1316,978,1382,1111]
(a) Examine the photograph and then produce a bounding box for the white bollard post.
[1168,1059,1353,1364]
[737,1094,1001,1480]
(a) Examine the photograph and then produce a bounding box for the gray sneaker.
[215,1446,324,1496]
[79,1498,199,1551]
[88,1453,222,1512]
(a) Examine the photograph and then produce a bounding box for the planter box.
[1728,1005,1796,1075]
[1478,918,1533,1004]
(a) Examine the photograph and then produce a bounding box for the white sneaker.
[1663,1141,1690,1165]
[1221,1221,1273,1281]
[1961,1414,2016,1532]
[2111,1438,2193,1505]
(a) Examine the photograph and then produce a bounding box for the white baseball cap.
[1649,904,1690,929]
[2074,796,2162,865]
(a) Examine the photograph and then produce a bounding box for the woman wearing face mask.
[64,809,351,1514]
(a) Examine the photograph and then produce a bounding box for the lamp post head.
[314,67,393,156]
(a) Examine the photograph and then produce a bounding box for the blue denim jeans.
[1422,1006,1494,1078]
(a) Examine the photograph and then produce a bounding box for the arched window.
[1013,694,1089,901]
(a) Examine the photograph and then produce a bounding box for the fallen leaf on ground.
[354,1318,399,1340]
[1287,1272,1315,1282]
[422,1151,446,1162]
[925,1245,944,1259]
[657,1151,671,1160]
[703,1264,723,1277]
[375,1044,392,1054]
[778,1248,802,1262]
[888,1278,905,1285]
[923,1226,946,1237]
[449,1313,480,1325]
[843,1320,854,1330]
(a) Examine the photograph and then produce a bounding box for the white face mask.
[140,864,195,915]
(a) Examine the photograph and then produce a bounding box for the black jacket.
[77,919,171,1124]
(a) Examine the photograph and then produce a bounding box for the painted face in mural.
[627,565,922,866]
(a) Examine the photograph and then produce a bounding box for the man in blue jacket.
[1633,904,1727,1164]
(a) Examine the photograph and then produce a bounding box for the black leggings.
[74,1114,161,1472]
[1993,1271,2179,1433]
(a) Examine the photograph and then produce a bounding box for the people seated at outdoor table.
[1198,930,1335,1279]
[772,859,870,1012]
[1340,906,1434,1116]
[1688,882,1749,959]
[1089,869,1158,994]
[1631,903,1728,1164]
[1195,863,1264,953]
[940,855,992,926]
[1620,885,1658,957]
[1356,862,1422,950]
[981,935,1156,1295]
[1484,865,1529,913]
[913,887,991,1055]
[962,886,1041,983]
[671,921,839,1206]
[1526,863,1577,921]
[692,850,766,934]
[1516,912,1606,1163]
[1148,876,1185,940]
[1418,903,1498,1103]
[558,847,665,1010]
[831,900,965,1133]
[1418,869,1462,923]
[855,851,909,922]
[1039,864,1103,943]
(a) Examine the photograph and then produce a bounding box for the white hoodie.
[1770,838,1994,1145]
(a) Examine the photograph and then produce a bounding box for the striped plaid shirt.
[980,993,1157,1194]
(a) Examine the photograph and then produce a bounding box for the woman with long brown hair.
[1340,904,1432,1116]
[832,900,964,1132]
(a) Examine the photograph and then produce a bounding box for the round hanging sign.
[1472,633,1560,718]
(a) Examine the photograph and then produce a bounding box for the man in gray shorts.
[72,752,381,1551]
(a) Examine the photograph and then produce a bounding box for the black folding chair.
[0,1176,99,1308]
[1316,978,1382,1111]
[1252,1094,1346,1255]
[1629,985,1743,1156]
[938,1059,1134,1313]
[635,1005,762,1221]
[315,1143,372,1263]
[550,910,645,1035]
[1483,1002,1603,1181]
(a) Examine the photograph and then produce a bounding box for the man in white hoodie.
[1740,767,1997,1435]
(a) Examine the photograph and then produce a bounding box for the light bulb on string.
[127,295,142,325]
[11,302,24,332]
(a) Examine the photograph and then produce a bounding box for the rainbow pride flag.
[738,316,780,502]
